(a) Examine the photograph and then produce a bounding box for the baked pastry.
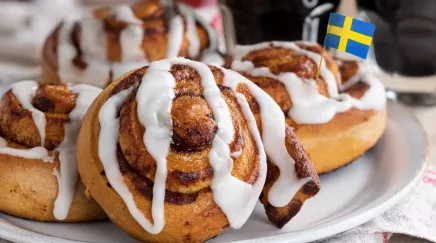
[41,0,221,88]
[0,80,106,222]
[229,41,387,174]
[77,58,320,242]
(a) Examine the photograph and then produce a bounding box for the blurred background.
[2,0,436,105]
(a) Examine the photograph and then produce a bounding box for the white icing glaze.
[229,92,267,226]
[57,4,220,88]
[58,19,110,88]
[232,41,386,124]
[80,13,107,62]
[99,86,171,233]
[230,149,242,159]
[179,5,200,58]
[221,69,309,208]
[166,16,184,58]
[98,58,270,232]
[0,137,52,162]
[135,60,176,233]
[58,8,147,88]
[200,51,225,66]
[339,61,368,91]
[233,41,337,96]
[1,81,101,220]
[111,5,146,63]
[168,59,267,228]
[53,84,102,220]
[11,81,46,146]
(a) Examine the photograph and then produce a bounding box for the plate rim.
[0,101,429,243]
[225,101,430,243]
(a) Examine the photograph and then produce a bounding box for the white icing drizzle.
[228,92,267,226]
[11,81,46,146]
[98,86,171,233]
[53,84,102,220]
[58,19,110,88]
[339,61,366,91]
[98,58,270,233]
[58,7,148,88]
[111,5,146,63]
[178,4,224,66]
[233,41,337,97]
[166,16,184,58]
[200,50,225,66]
[57,4,221,87]
[80,12,108,63]
[178,5,200,58]
[1,81,101,220]
[230,149,242,159]
[232,41,386,124]
[221,69,309,208]
[0,137,52,162]
[135,60,176,233]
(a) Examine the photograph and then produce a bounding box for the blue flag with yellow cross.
[324,13,375,59]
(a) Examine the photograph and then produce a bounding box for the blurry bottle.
[360,0,436,77]
[224,0,340,45]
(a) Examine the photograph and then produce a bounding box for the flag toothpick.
[316,47,325,80]
[322,13,376,60]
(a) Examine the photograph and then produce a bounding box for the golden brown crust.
[259,129,320,228]
[0,88,69,150]
[41,0,211,86]
[78,66,260,242]
[0,83,106,222]
[231,43,387,174]
[234,81,320,228]
[77,64,319,241]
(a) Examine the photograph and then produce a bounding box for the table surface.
[389,104,436,243]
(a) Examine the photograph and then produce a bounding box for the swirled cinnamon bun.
[41,0,221,88]
[229,41,387,174]
[77,58,320,242]
[0,81,105,222]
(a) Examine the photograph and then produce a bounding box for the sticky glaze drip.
[58,19,111,88]
[135,60,176,233]
[166,16,184,58]
[0,137,53,162]
[179,6,200,58]
[53,84,102,220]
[112,5,146,62]
[221,69,309,207]
[98,58,270,233]
[58,6,147,88]
[57,4,221,88]
[2,81,101,220]
[231,41,386,124]
[177,3,224,66]
[11,81,46,146]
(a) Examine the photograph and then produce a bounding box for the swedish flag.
[324,13,375,59]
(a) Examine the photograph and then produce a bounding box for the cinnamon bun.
[41,0,221,88]
[77,58,320,242]
[229,41,387,174]
[0,81,106,222]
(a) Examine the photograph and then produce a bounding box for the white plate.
[0,101,428,243]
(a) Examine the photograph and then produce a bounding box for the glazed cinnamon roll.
[77,58,319,242]
[0,81,106,222]
[42,0,221,88]
[229,41,387,174]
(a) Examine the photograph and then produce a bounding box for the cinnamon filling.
[0,84,77,150]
